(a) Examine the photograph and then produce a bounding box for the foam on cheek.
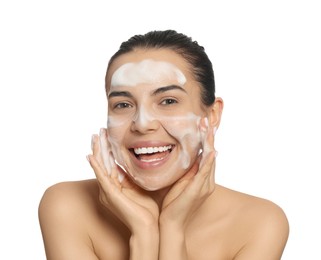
[161,113,202,169]
[111,59,186,87]
[107,115,127,128]
[107,107,158,182]
[107,104,158,182]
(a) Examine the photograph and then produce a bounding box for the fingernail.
[215,150,218,158]
[86,155,90,162]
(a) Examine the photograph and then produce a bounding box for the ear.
[207,97,224,131]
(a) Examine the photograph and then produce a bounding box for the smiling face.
[105,48,209,191]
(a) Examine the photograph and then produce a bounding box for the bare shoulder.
[39,179,129,259]
[214,185,290,259]
[38,179,102,259]
[38,179,99,220]
[216,185,288,219]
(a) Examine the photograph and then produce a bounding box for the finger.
[208,151,217,185]
[87,154,124,201]
[203,124,217,186]
[198,118,213,167]
[88,154,125,214]
[119,169,143,190]
[92,134,104,165]
[88,154,146,211]
[203,120,215,156]
[108,154,124,189]
[181,153,215,204]
[196,150,216,185]
[99,128,112,174]
[178,152,212,193]
[203,154,216,193]
[87,154,108,183]
[178,154,201,182]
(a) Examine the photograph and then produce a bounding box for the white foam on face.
[111,59,186,87]
[107,112,202,190]
[108,111,203,191]
[107,59,203,190]
[107,115,127,128]
[132,104,153,129]
[159,113,202,169]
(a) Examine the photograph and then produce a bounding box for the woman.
[38,30,289,259]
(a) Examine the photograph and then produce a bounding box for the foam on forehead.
[111,59,186,87]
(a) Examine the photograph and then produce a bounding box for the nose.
[130,106,160,134]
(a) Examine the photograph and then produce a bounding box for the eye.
[114,102,133,109]
[160,98,178,105]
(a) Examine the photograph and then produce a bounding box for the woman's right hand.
[87,129,159,235]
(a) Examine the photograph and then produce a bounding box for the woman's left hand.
[160,120,217,229]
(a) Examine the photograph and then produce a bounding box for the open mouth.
[130,145,174,163]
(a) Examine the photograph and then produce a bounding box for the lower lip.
[130,148,173,170]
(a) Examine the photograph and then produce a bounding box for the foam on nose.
[132,104,154,128]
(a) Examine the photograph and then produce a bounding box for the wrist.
[159,213,185,232]
[159,223,187,260]
[131,223,159,244]
[131,219,159,234]
[130,227,159,260]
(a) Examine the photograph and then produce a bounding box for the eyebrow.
[108,91,133,99]
[108,85,187,99]
[151,85,187,96]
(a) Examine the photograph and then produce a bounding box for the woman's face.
[105,49,208,191]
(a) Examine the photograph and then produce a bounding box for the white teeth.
[134,145,172,155]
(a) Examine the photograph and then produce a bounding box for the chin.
[133,179,169,191]
[139,185,162,192]
[128,174,177,192]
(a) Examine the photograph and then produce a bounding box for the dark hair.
[106,30,215,106]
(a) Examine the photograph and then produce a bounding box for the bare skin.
[38,48,289,259]
[39,180,289,259]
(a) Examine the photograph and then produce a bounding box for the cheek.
[107,116,128,140]
[161,114,202,168]
[107,114,128,129]
[162,114,201,145]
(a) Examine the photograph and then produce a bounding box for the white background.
[0,0,320,259]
